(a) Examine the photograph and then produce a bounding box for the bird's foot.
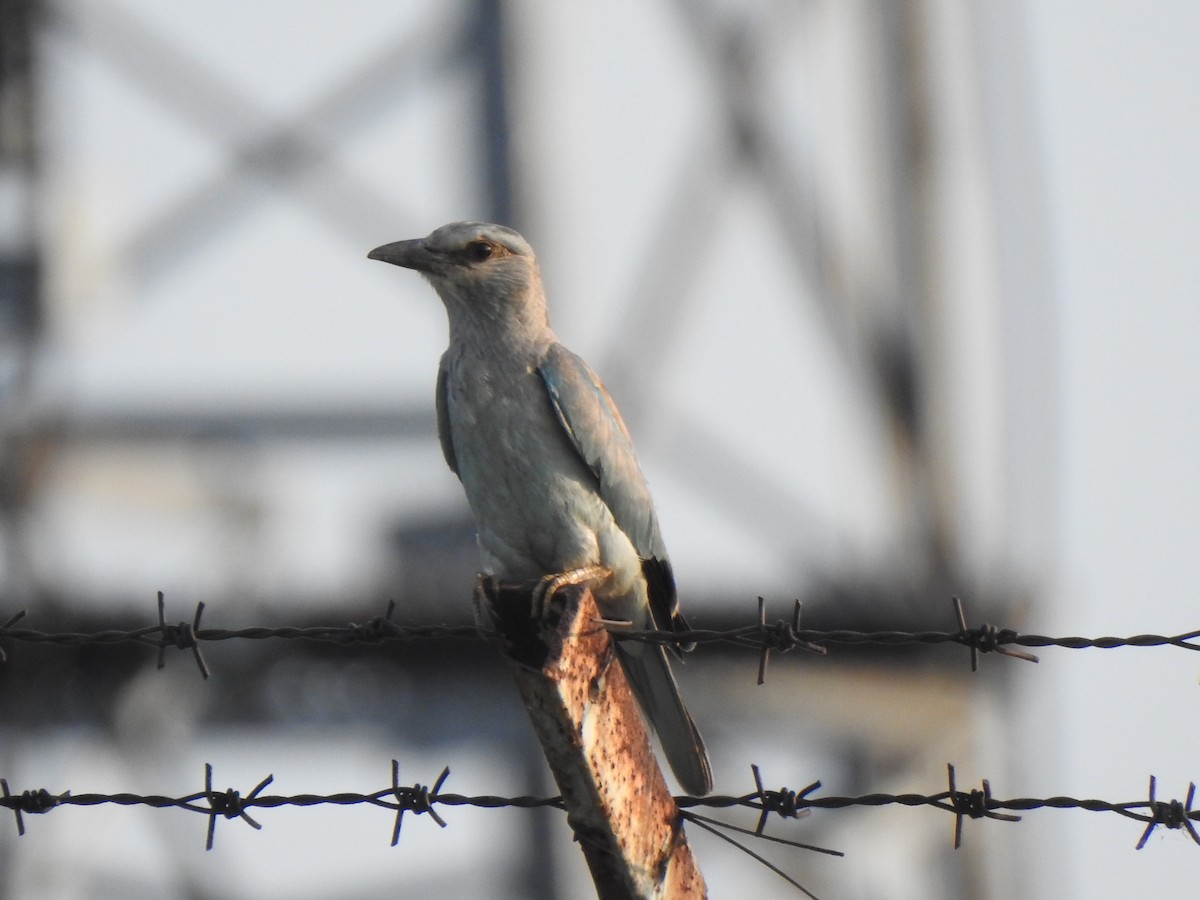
[530,565,610,621]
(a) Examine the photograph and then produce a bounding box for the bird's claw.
[530,565,610,621]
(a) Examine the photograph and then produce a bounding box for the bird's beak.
[367,239,439,273]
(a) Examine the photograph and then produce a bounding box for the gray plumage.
[369,221,712,795]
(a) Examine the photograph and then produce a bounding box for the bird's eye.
[466,241,494,262]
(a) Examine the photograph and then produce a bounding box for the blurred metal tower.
[4,0,1022,622]
[1,1,1040,896]
[0,0,43,604]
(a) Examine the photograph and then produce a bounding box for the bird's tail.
[616,642,713,796]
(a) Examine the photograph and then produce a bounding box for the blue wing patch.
[435,352,459,476]
[537,343,680,629]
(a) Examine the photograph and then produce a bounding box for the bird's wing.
[435,351,459,476]
[537,343,679,628]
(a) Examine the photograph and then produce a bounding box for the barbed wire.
[5,593,1200,894]
[1,593,1198,682]
[2,762,1196,896]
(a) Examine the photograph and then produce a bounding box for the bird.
[368,221,713,796]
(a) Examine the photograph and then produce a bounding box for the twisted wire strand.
[3,595,1198,683]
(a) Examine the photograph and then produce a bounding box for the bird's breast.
[443,354,609,578]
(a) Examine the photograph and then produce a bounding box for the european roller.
[369,222,712,795]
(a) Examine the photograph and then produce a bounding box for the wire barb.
[1136,776,1200,849]
[756,598,827,685]
[347,600,400,643]
[750,763,818,833]
[1,778,69,837]
[202,764,274,850]
[945,764,1022,849]
[390,762,450,845]
[156,592,211,678]
[950,596,1039,671]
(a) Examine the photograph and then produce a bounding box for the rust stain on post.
[477,579,706,899]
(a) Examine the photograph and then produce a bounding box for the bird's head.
[369,222,547,337]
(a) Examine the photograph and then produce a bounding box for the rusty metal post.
[475,578,706,899]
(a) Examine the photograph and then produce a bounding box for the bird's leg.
[530,565,610,621]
